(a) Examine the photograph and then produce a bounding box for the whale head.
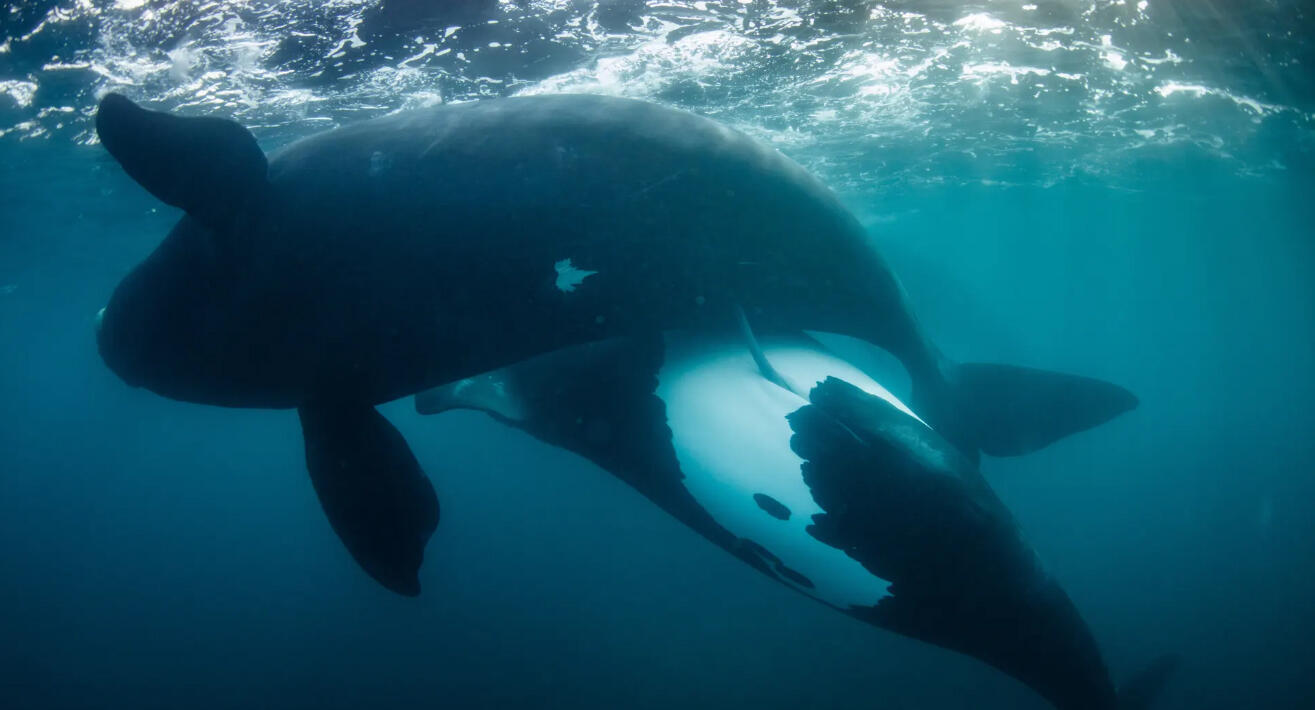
[96,216,224,396]
[94,93,298,407]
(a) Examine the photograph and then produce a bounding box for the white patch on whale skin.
[554,258,598,293]
[443,375,524,421]
[657,333,922,609]
[804,330,915,408]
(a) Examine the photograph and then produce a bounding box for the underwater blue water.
[2,2,1314,709]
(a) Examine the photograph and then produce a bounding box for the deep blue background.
[2,131,1312,709]
[3,2,1315,706]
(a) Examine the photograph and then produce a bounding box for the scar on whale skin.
[554,258,598,293]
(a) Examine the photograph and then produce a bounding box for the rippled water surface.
[4,0,1313,189]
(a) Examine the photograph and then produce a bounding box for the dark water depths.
[3,2,1313,709]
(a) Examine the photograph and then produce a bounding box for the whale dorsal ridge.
[96,93,268,229]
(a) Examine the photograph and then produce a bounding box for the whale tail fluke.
[937,362,1139,457]
[1116,654,1181,710]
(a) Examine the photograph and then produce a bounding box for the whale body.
[415,333,1177,710]
[93,93,1137,595]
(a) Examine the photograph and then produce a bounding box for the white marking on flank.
[657,333,925,609]
[554,258,598,293]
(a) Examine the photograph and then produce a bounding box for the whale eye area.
[753,492,791,521]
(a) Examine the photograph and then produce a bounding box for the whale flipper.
[96,93,268,229]
[790,377,1124,710]
[298,403,439,596]
[941,362,1139,458]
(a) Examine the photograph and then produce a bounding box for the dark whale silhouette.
[414,332,1176,710]
[93,92,1136,595]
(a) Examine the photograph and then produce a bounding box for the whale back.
[96,93,886,410]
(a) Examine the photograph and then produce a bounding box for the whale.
[93,92,1137,595]
[414,331,1177,710]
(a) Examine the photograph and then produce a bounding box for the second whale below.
[416,330,1176,710]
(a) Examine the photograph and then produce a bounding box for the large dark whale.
[93,93,1136,595]
[414,332,1175,710]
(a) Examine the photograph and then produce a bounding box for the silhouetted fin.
[95,93,268,228]
[1118,654,1180,710]
[734,305,803,396]
[952,362,1139,457]
[792,377,1126,710]
[298,403,439,596]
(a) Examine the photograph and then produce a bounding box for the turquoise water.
[2,2,1313,708]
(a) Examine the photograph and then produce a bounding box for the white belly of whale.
[657,332,926,609]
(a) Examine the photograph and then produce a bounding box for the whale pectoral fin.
[95,93,268,229]
[794,379,1123,710]
[792,377,978,488]
[950,362,1140,457]
[298,403,439,596]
